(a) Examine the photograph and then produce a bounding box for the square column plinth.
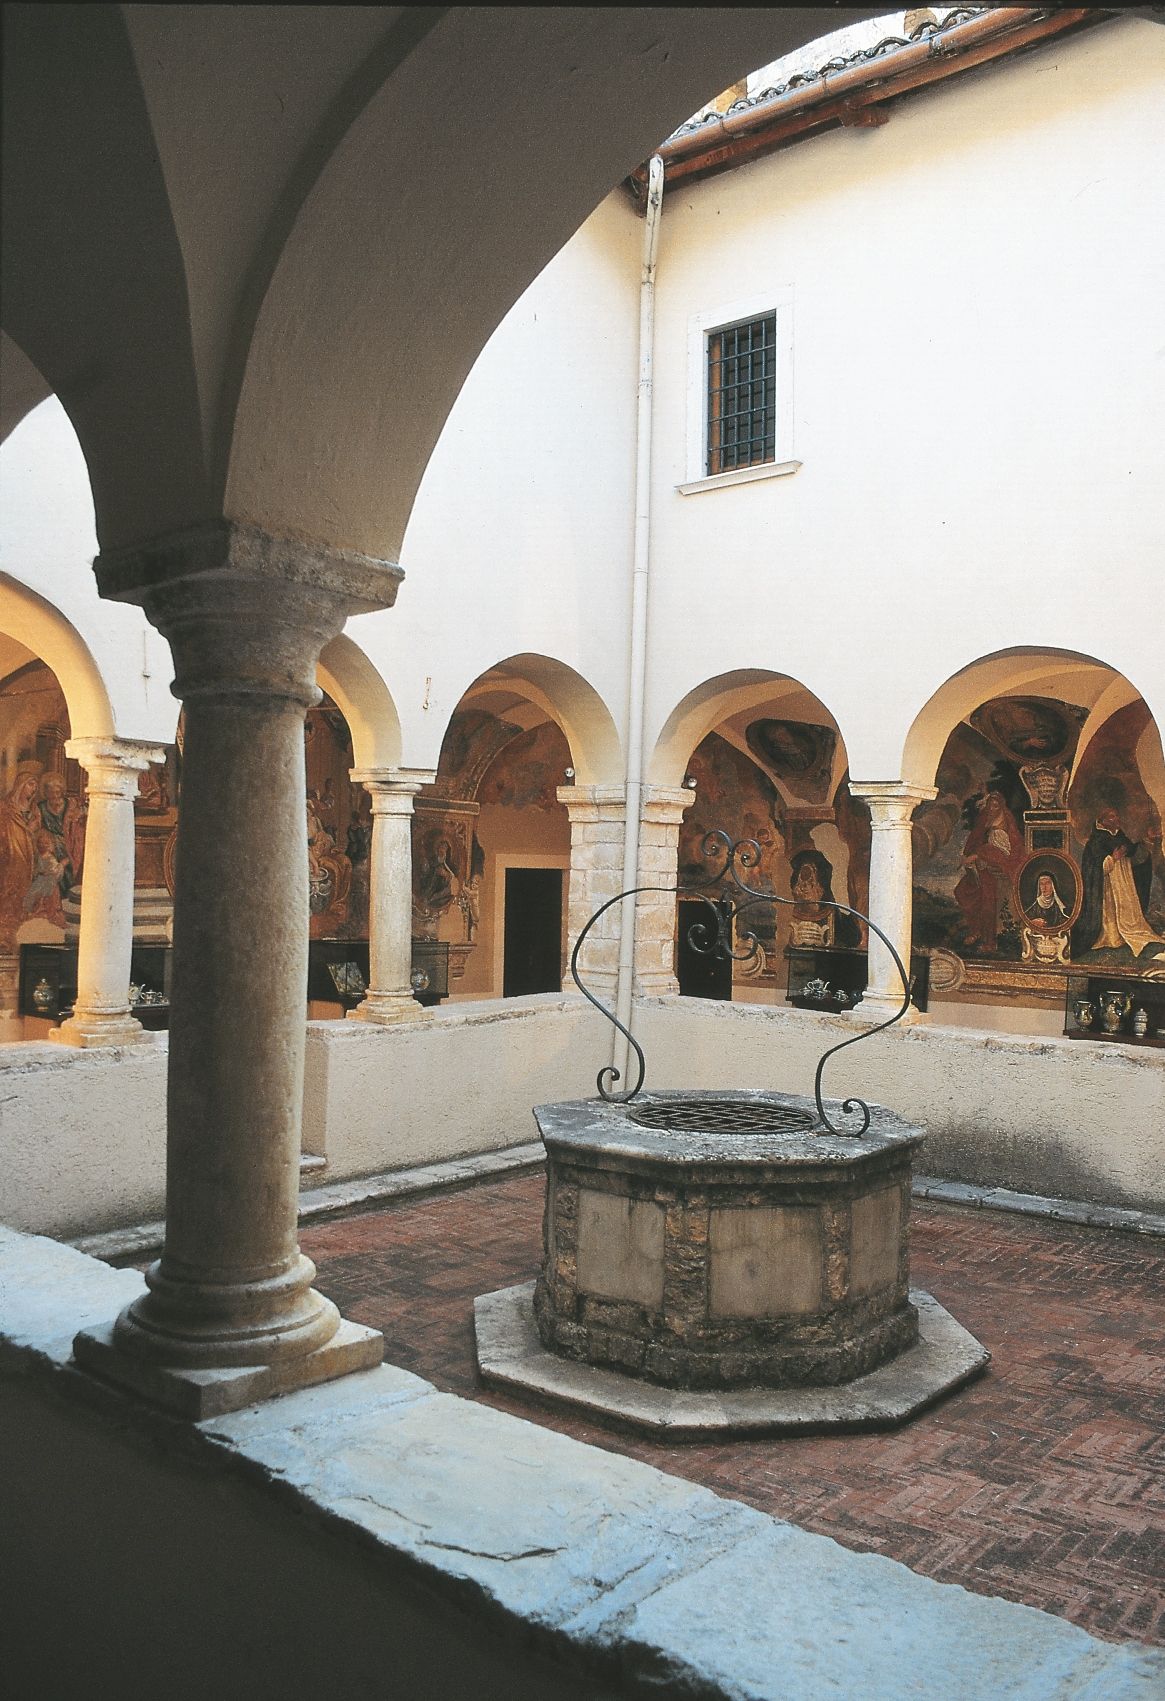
[73,1316,384,1420]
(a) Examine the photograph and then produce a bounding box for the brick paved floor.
[299,1172,1165,1647]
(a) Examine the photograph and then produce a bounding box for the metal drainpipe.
[612,153,664,1087]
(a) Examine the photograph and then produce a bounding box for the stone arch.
[650,669,867,991]
[0,573,115,742]
[445,653,622,790]
[6,7,881,558]
[649,670,850,796]
[901,647,1160,794]
[317,634,402,771]
[0,332,52,447]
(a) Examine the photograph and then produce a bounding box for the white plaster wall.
[302,995,607,1176]
[0,399,176,743]
[4,23,1161,783]
[0,1038,169,1236]
[638,998,1165,1213]
[643,17,1165,781]
[0,1001,606,1237]
[345,194,642,778]
[4,991,1160,1236]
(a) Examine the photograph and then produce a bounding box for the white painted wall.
[0,399,176,744]
[349,193,642,779]
[2,990,1160,1237]
[5,23,1161,784]
[638,998,1165,1213]
[643,16,1165,781]
[302,996,605,1178]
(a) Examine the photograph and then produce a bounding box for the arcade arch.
[906,649,1165,1034]
[651,671,869,1006]
[417,655,619,1001]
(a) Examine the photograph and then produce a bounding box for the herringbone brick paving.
[299,1172,1165,1647]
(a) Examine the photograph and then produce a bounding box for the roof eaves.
[625,6,1116,206]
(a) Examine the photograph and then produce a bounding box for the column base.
[73,1315,384,1420]
[847,996,922,1025]
[347,992,423,1025]
[633,974,680,998]
[49,1011,149,1048]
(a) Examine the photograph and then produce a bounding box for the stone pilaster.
[557,784,627,1000]
[50,737,165,1048]
[848,782,937,1023]
[633,786,694,998]
[74,521,401,1417]
[348,767,433,1024]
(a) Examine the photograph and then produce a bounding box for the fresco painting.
[678,726,866,978]
[0,661,82,947]
[913,694,1165,973]
[304,694,365,939]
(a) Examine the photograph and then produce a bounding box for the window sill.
[677,459,801,496]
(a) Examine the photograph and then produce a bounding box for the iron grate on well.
[626,1097,817,1136]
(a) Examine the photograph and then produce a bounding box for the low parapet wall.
[636,999,1165,1215]
[1,995,1160,1239]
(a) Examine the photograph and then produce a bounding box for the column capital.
[351,766,435,813]
[642,784,696,825]
[849,781,938,827]
[65,737,167,797]
[557,783,626,818]
[97,522,403,710]
[95,517,403,610]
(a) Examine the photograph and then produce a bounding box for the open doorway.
[503,867,563,996]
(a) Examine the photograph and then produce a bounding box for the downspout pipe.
[612,152,663,1087]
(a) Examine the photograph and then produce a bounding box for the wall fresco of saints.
[304,693,369,939]
[912,695,1165,974]
[676,723,870,984]
[1,660,81,947]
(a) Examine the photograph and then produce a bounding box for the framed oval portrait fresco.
[1015,850,1081,965]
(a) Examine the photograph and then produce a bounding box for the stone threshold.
[914,1174,1165,1238]
[69,1142,547,1264]
[3,1225,1162,1701]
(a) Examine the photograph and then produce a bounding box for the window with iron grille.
[706,314,777,476]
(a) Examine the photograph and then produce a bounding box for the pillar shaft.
[558,784,627,1000]
[74,523,401,1413]
[633,786,693,998]
[849,782,937,1020]
[349,768,431,1023]
[51,738,164,1048]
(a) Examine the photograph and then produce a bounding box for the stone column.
[633,785,694,997]
[848,782,937,1023]
[348,767,433,1024]
[73,522,400,1418]
[51,737,165,1048]
[557,784,627,1001]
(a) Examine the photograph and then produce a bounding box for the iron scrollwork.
[569,829,913,1136]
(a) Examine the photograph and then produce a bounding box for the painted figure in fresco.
[953,790,1024,953]
[1072,808,1165,959]
[0,766,42,944]
[306,800,352,933]
[419,837,460,916]
[23,830,68,926]
[1023,872,1071,928]
[37,772,83,896]
[788,849,861,949]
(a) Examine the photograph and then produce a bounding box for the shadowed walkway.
[301,1172,1165,1647]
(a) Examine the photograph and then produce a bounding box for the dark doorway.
[503,867,563,996]
[676,898,733,1000]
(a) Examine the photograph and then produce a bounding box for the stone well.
[532,1090,922,1391]
[474,1088,990,1435]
